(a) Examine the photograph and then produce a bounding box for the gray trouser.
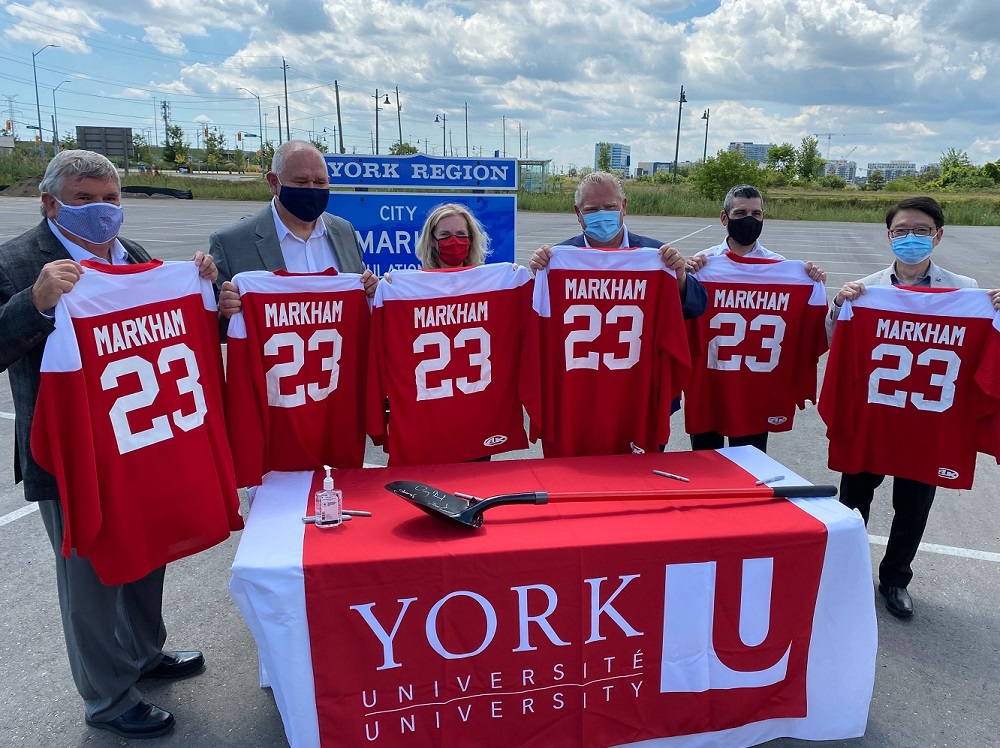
[38,499,167,721]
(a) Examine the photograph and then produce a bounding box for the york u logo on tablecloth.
[660,557,799,694]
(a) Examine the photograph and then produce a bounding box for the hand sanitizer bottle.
[314,465,342,528]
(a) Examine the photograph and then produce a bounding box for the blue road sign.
[327,192,517,276]
[324,154,518,190]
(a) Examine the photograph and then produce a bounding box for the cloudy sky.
[2,0,998,174]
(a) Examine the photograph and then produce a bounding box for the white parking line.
[670,225,715,243]
[0,503,38,527]
[870,535,1000,563]
[0,411,14,420]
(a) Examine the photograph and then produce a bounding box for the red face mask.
[437,235,471,266]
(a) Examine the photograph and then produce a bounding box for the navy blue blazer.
[556,231,707,320]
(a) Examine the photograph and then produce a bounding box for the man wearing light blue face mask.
[528,171,707,319]
[826,195,1000,620]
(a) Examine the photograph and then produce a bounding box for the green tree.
[692,149,767,201]
[161,124,189,167]
[566,166,578,177]
[232,148,247,173]
[818,174,847,189]
[389,141,419,155]
[939,147,972,172]
[795,137,825,181]
[132,132,151,164]
[60,131,77,150]
[766,143,796,177]
[204,128,226,169]
[261,140,275,172]
[596,142,612,172]
[983,161,1000,185]
[309,137,329,154]
[867,169,885,191]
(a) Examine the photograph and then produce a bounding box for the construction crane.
[813,133,848,161]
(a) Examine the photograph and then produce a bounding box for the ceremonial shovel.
[385,480,838,529]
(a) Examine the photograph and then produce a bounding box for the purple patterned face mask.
[54,199,124,244]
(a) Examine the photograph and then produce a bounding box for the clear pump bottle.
[314,465,342,528]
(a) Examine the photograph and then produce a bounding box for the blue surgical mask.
[54,199,124,244]
[582,209,622,243]
[891,233,934,266]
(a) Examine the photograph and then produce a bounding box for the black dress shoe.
[141,650,205,680]
[86,700,175,739]
[878,583,914,618]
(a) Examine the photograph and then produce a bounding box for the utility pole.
[277,106,283,145]
[282,57,291,141]
[525,130,529,158]
[464,102,469,157]
[161,100,170,147]
[502,115,506,157]
[395,86,403,149]
[334,80,345,154]
[373,89,381,155]
[672,85,687,184]
[153,98,159,145]
[518,122,522,159]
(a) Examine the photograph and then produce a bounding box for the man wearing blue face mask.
[211,140,377,335]
[529,171,707,319]
[826,195,1000,619]
[0,149,219,738]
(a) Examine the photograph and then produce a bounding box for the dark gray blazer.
[209,205,366,285]
[0,220,151,502]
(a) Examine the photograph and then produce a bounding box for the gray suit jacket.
[0,220,151,502]
[209,204,366,285]
[825,261,978,343]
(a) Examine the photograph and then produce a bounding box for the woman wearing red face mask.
[415,203,490,269]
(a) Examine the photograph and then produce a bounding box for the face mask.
[437,236,471,266]
[726,214,764,247]
[54,199,124,245]
[891,233,934,265]
[582,209,622,243]
[278,183,329,222]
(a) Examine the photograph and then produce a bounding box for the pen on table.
[755,475,785,486]
[343,509,372,517]
[652,469,690,483]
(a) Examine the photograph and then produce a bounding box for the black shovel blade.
[385,480,547,528]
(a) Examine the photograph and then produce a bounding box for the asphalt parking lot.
[1,195,999,747]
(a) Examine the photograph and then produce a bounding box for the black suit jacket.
[556,231,708,319]
[0,220,151,501]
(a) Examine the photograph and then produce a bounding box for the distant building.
[634,160,672,177]
[824,160,857,181]
[866,160,916,180]
[594,142,631,174]
[728,142,773,163]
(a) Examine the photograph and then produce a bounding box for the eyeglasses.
[889,227,937,238]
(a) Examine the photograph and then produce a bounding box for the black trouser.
[839,471,936,589]
[689,431,769,453]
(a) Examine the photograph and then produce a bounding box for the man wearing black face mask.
[210,140,377,334]
[685,184,827,453]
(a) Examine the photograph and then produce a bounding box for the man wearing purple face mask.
[0,149,219,739]
[826,195,1000,620]
[211,140,378,334]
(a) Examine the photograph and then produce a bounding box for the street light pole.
[394,86,403,149]
[52,80,70,153]
[672,85,687,184]
[32,44,58,157]
[239,87,264,172]
[701,108,710,162]
[435,113,446,155]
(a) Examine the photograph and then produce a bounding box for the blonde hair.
[415,203,491,269]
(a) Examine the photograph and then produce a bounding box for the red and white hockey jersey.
[30,260,242,585]
[684,252,828,436]
[225,270,370,486]
[818,285,1000,489]
[527,247,690,457]
[367,263,533,466]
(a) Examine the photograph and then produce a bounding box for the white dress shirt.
[270,199,339,273]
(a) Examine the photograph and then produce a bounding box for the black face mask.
[278,184,329,222]
[726,214,764,247]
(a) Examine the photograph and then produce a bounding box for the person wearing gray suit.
[210,140,377,331]
[0,150,217,739]
[826,196,1000,620]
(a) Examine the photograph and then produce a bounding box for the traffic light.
[237,131,242,141]
[4,120,11,131]
[204,127,209,138]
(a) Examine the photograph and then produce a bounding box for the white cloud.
[142,26,187,56]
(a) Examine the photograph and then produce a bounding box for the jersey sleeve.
[224,306,269,488]
[817,303,858,441]
[365,301,389,449]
